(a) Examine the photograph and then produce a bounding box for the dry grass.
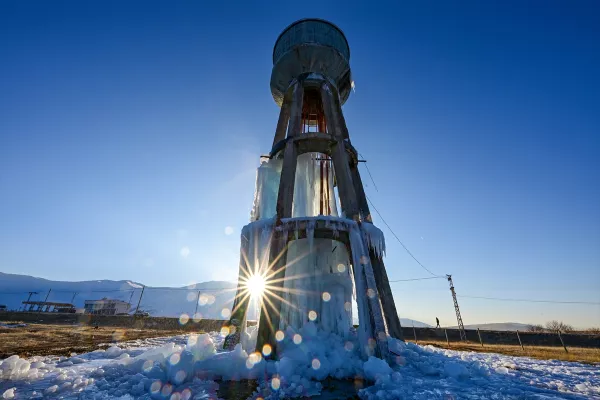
[2,322,599,365]
[408,339,600,364]
[0,322,197,358]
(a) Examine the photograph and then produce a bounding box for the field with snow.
[1,325,598,399]
[0,324,195,359]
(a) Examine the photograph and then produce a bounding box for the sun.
[246,273,266,299]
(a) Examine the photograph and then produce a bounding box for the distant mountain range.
[400,319,432,328]
[0,272,238,320]
[449,322,532,331]
[0,272,463,329]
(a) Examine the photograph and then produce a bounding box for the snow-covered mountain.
[0,272,238,320]
[400,318,432,328]
[0,272,434,327]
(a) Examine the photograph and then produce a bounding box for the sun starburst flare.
[245,273,266,299]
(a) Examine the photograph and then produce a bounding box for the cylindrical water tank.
[270,19,352,106]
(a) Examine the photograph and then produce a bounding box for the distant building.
[54,305,76,313]
[84,298,131,315]
[0,305,6,311]
[22,301,75,313]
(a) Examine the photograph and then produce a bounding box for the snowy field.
[1,325,598,399]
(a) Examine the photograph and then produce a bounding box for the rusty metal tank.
[270,18,352,107]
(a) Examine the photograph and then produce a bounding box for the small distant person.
[436,317,440,328]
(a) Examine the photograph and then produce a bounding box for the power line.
[458,295,600,305]
[55,289,135,293]
[359,153,379,192]
[365,194,440,277]
[358,159,596,310]
[388,276,445,283]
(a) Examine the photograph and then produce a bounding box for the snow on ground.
[1,324,598,399]
[0,323,27,329]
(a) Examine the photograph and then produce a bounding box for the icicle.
[238,218,275,279]
[348,224,389,359]
[251,158,282,221]
[306,219,315,255]
[332,221,340,239]
[282,224,289,245]
[361,223,386,259]
[348,228,373,357]
[243,215,390,351]
[279,235,353,337]
[290,153,339,218]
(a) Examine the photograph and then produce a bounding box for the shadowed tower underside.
[224,19,403,361]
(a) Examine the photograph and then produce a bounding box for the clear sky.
[1,1,599,328]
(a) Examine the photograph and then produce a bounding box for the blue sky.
[1,1,598,328]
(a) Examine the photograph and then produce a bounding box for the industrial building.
[84,298,131,315]
[22,301,75,313]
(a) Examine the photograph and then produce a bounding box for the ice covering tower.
[224,19,403,360]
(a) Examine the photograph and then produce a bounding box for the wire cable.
[388,276,445,282]
[458,295,600,305]
[365,194,441,277]
[359,153,379,192]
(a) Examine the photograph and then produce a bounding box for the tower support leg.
[321,83,359,219]
[275,140,299,219]
[223,234,251,350]
[256,137,299,357]
[350,228,389,359]
[330,142,359,219]
[369,248,404,340]
[255,232,288,357]
[351,166,372,223]
[272,89,293,147]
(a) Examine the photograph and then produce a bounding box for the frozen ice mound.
[363,357,393,382]
[0,356,30,380]
[1,328,599,399]
[2,387,16,399]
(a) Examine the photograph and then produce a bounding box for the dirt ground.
[408,339,600,364]
[2,322,599,366]
[0,322,197,359]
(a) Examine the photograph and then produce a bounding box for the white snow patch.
[1,329,598,399]
[0,323,27,329]
[2,388,15,399]
[363,356,393,382]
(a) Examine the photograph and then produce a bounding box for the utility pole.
[39,289,51,313]
[23,291,39,311]
[134,285,145,315]
[194,290,201,318]
[128,290,136,312]
[447,275,467,341]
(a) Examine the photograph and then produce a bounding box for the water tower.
[224,19,403,360]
